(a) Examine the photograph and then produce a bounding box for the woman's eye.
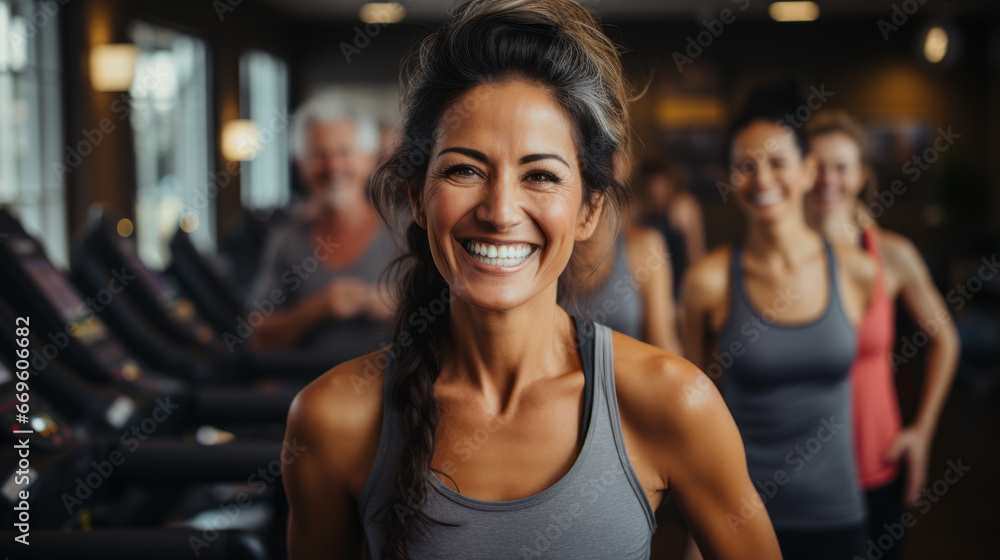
[442,165,479,180]
[525,170,560,183]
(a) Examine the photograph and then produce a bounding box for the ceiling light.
[923,26,948,63]
[360,3,405,24]
[769,2,820,22]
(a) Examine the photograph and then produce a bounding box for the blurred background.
[0,0,998,559]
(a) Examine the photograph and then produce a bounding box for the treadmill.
[0,356,275,559]
[0,228,296,430]
[71,213,335,384]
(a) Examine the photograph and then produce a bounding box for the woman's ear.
[575,192,605,242]
[409,186,427,229]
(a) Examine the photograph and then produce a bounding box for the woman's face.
[730,120,816,223]
[418,79,601,312]
[805,131,867,217]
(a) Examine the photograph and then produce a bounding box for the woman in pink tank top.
[804,110,960,560]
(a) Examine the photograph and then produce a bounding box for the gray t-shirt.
[251,218,398,362]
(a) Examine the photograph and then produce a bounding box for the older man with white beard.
[249,91,397,360]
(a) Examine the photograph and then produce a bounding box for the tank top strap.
[821,236,844,309]
[593,321,658,533]
[862,227,885,288]
[726,242,751,321]
[573,316,595,450]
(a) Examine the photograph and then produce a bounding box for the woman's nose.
[475,175,523,231]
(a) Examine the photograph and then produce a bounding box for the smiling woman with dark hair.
[282,1,781,558]
[681,81,876,560]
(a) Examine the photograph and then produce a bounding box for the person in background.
[805,109,960,560]
[681,81,875,560]
[562,215,682,354]
[635,158,706,300]
[249,91,397,360]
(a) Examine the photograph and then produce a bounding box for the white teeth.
[753,190,784,206]
[463,240,535,267]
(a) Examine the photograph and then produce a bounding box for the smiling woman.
[282,1,781,559]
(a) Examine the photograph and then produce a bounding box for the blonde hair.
[806,109,878,228]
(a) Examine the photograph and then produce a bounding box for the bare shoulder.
[625,224,667,250]
[829,237,876,285]
[611,331,727,440]
[877,229,923,275]
[624,224,668,261]
[286,349,387,481]
[682,244,731,309]
[668,191,703,222]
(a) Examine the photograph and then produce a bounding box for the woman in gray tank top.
[561,221,682,353]
[680,82,876,560]
[283,1,781,559]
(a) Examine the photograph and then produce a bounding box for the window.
[239,50,289,211]
[129,21,211,269]
[0,0,65,266]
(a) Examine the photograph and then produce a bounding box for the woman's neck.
[744,211,822,265]
[806,204,859,246]
[443,284,576,415]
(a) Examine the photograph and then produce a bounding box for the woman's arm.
[882,233,960,503]
[669,193,707,264]
[678,249,728,372]
[615,344,781,560]
[627,226,681,354]
[284,357,384,559]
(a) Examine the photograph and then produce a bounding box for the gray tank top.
[359,318,657,558]
[717,239,864,530]
[563,238,644,340]
[250,219,397,358]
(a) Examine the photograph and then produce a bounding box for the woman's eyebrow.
[520,153,569,168]
[437,147,488,162]
[436,147,570,169]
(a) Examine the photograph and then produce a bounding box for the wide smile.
[458,238,539,273]
[747,189,785,207]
